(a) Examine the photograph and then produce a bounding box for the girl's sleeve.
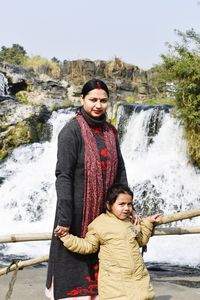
[60,223,100,254]
[135,219,154,247]
[55,122,78,227]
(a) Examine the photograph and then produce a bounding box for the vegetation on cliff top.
[0,44,60,79]
[0,44,27,65]
[153,29,200,166]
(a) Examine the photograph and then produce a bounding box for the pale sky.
[0,0,200,70]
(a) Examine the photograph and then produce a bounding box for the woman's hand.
[54,225,70,238]
[147,213,163,224]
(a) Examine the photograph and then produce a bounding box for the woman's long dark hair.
[81,78,109,98]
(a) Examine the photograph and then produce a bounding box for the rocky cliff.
[0,58,160,160]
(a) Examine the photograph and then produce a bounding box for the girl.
[60,184,162,300]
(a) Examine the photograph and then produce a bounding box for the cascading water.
[0,105,199,269]
[118,104,200,267]
[0,109,75,263]
[0,72,8,96]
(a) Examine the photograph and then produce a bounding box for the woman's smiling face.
[81,88,109,118]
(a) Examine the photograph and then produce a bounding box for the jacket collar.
[106,210,131,223]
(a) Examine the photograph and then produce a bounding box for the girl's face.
[107,193,133,220]
[81,88,109,118]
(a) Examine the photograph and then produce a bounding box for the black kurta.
[46,111,127,299]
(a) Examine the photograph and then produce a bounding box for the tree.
[155,29,200,166]
[51,56,60,64]
[0,43,27,65]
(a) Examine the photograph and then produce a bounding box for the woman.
[46,79,128,300]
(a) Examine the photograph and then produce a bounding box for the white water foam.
[120,107,200,266]
[0,109,75,261]
[0,72,8,96]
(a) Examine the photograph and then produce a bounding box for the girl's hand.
[147,213,163,224]
[131,211,141,225]
[54,225,69,238]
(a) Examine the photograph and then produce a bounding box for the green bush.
[154,29,200,165]
[0,44,27,65]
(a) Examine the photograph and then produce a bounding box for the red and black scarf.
[76,112,118,237]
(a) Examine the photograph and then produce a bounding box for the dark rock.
[0,59,168,161]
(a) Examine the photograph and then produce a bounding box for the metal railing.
[0,208,200,276]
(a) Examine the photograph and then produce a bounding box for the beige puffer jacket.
[61,211,155,300]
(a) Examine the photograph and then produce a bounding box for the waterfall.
[0,105,199,268]
[0,109,75,262]
[0,72,8,96]
[119,104,200,267]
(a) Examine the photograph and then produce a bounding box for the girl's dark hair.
[103,184,133,212]
[81,78,109,98]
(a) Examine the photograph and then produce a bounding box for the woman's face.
[81,88,109,118]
